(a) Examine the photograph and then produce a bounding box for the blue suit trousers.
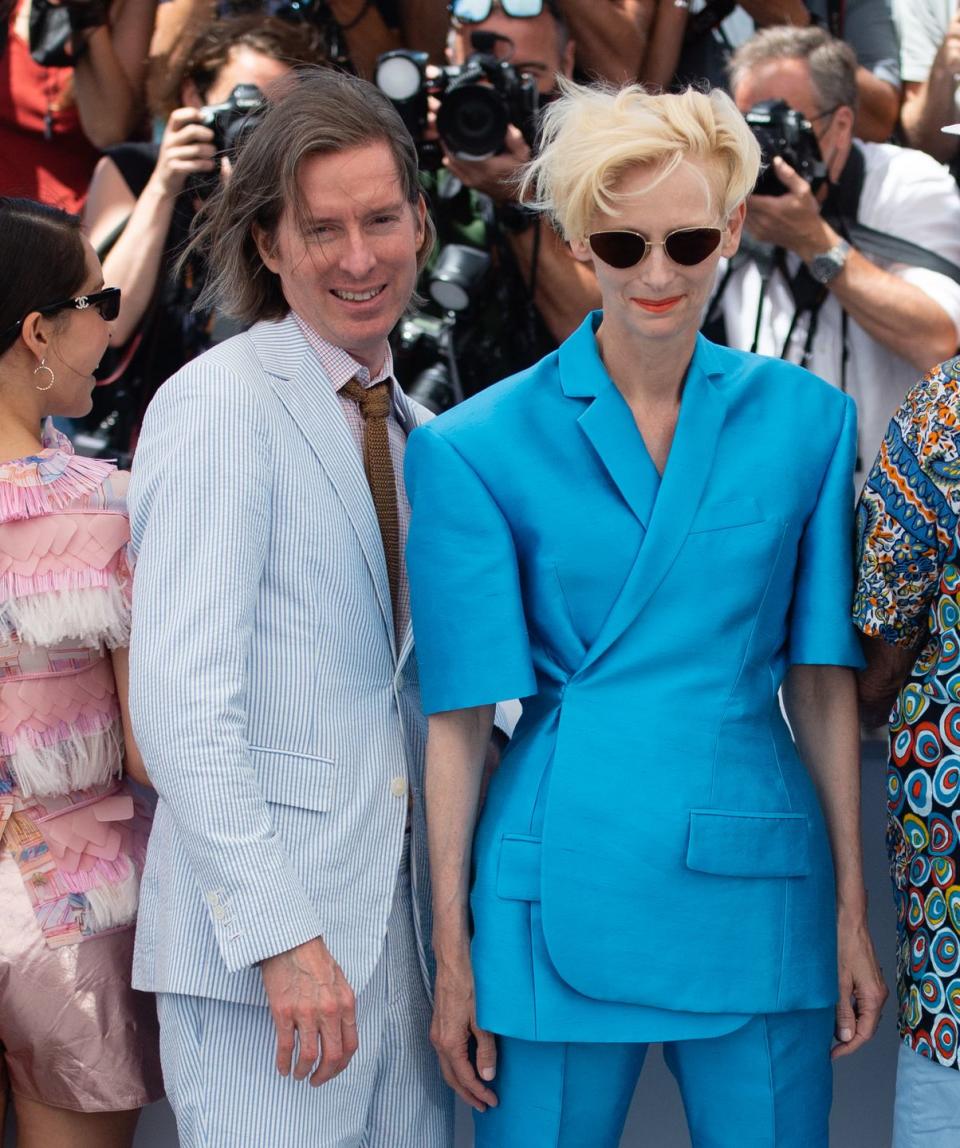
[473,1008,834,1148]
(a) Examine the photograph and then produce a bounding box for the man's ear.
[561,37,575,80]
[832,103,855,140]
[415,194,427,244]
[823,104,855,183]
[252,223,279,273]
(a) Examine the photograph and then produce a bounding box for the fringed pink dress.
[0,421,162,1111]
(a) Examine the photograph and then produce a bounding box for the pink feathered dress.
[0,421,162,1111]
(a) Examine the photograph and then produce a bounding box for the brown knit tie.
[342,379,401,635]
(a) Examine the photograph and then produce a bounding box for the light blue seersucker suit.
[127,313,463,1147]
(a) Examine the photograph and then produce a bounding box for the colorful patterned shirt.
[855,357,960,1068]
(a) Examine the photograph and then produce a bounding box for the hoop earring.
[33,358,55,392]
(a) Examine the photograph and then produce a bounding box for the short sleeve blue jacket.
[405,312,864,1041]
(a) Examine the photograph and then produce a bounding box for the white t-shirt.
[894,0,954,82]
[721,141,960,484]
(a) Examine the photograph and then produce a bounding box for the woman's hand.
[150,107,218,198]
[430,950,498,1113]
[832,904,888,1059]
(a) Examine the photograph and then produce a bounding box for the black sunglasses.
[587,227,723,270]
[1,287,122,344]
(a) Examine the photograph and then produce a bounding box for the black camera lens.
[407,362,457,414]
[745,99,826,198]
[437,83,509,161]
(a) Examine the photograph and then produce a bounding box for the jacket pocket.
[249,746,336,813]
[495,833,542,901]
[686,809,810,877]
[688,496,765,534]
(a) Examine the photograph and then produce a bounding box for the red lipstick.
[633,296,683,313]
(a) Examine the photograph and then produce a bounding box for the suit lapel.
[392,389,432,676]
[253,317,396,649]
[561,313,660,530]
[579,333,729,673]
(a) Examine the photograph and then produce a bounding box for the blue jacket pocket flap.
[250,747,336,813]
[689,496,765,533]
[686,809,810,877]
[496,834,542,901]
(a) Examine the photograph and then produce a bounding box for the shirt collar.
[294,312,396,393]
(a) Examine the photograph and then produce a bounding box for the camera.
[395,244,492,413]
[374,38,538,171]
[744,99,827,197]
[188,83,266,200]
[200,82,266,159]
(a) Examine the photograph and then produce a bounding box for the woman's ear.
[569,235,594,265]
[720,200,747,259]
[18,311,51,361]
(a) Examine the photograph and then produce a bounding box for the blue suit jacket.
[406,313,863,1039]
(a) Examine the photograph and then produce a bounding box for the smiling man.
[124,67,468,1148]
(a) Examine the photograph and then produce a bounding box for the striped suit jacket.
[128,313,438,1006]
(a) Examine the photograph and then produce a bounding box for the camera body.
[189,83,266,200]
[199,82,266,160]
[375,44,538,171]
[745,99,827,197]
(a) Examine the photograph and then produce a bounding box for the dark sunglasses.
[1,287,122,344]
[587,227,723,270]
[450,0,544,21]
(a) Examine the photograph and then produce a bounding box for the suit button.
[390,777,408,798]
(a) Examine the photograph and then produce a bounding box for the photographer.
[388,0,600,405]
[0,0,158,211]
[646,0,901,144]
[715,24,960,484]
[81,15,326,458]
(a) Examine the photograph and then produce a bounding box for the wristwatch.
[806,239,851,285]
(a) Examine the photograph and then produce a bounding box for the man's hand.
[260,936,358,1086]
[745,155,836,262]
[444,125,532,205]
[431,950,498,1112]
[832,905,888,1059]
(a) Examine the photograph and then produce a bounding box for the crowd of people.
[4,2,960,1148]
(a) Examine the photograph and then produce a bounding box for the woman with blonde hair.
[405,81,886,1146]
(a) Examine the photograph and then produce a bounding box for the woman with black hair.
[0,197,162,1148]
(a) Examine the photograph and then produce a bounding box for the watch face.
[810,242,848,284]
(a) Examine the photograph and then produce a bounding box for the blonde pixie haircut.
[520,81,761,241]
